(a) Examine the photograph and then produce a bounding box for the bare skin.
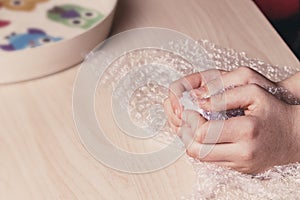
[164,67,300,174]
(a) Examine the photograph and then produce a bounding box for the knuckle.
[177,126,185,137]
[237,67,263,85]
[238,166,252,174]
[248,83,260,92]
[186,144,198,158]
[240,147,255,161]
[237,66,254,77]
[206,80,220,94]
[244,130,255,140]
[243,118,258,139]
[195,124,208,143]
[186,148,193,157]
[247,84,269,106]
[234,162,259,174]
[247,83,264,98]
[186,147,198,158]
[186,112,201,128]
[241,163,258,174]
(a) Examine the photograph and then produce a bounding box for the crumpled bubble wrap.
[100,38,300,199]
[181,40,300,200]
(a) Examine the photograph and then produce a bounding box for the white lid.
[0,0,118,83]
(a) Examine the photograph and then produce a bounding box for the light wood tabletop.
[1,0,299,200]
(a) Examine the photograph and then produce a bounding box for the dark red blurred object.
[254,0,299,20]
[0,20,10,28]
[255,0,300,59]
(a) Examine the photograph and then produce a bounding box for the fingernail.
[202,94,210,99]
[190,90,200,99]
[175,108,181,118]
[198,98,208,105]
[199,87,209,97]
[198,86,206,93]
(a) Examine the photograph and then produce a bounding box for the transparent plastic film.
[73,28,300,199]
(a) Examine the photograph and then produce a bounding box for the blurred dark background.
[254,0,300,60]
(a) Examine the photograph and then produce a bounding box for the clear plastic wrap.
[79,28,300,198]
[109,40,300,199]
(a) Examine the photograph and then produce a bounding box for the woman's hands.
[164,67,277,134]
[164,67,300,174]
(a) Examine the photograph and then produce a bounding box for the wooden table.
[1,0,299,199]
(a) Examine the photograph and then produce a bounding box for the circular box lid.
[0,0,118,83]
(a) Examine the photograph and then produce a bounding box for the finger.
[179,110,206,145]
[178,124,193,141]
[190,74,224,99]
[167,120,179,135]
[182,110,206,133]
[186,142,239,162]
[209,162,255,174]
[198,83,267,112]
[169,73,202,118]
[194,117,253,144]
[209,161,236,169]
[163,98,181,127]
[190,67,276,99]
[169,70,224,118]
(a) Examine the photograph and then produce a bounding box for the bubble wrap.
[180,90,245,120]
[100,39,300,199]
[182,41,300,200]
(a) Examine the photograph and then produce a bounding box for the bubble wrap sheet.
[182,41,300,200]
[100,39,300,199]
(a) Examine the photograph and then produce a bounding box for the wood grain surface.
[1,0,299,200]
